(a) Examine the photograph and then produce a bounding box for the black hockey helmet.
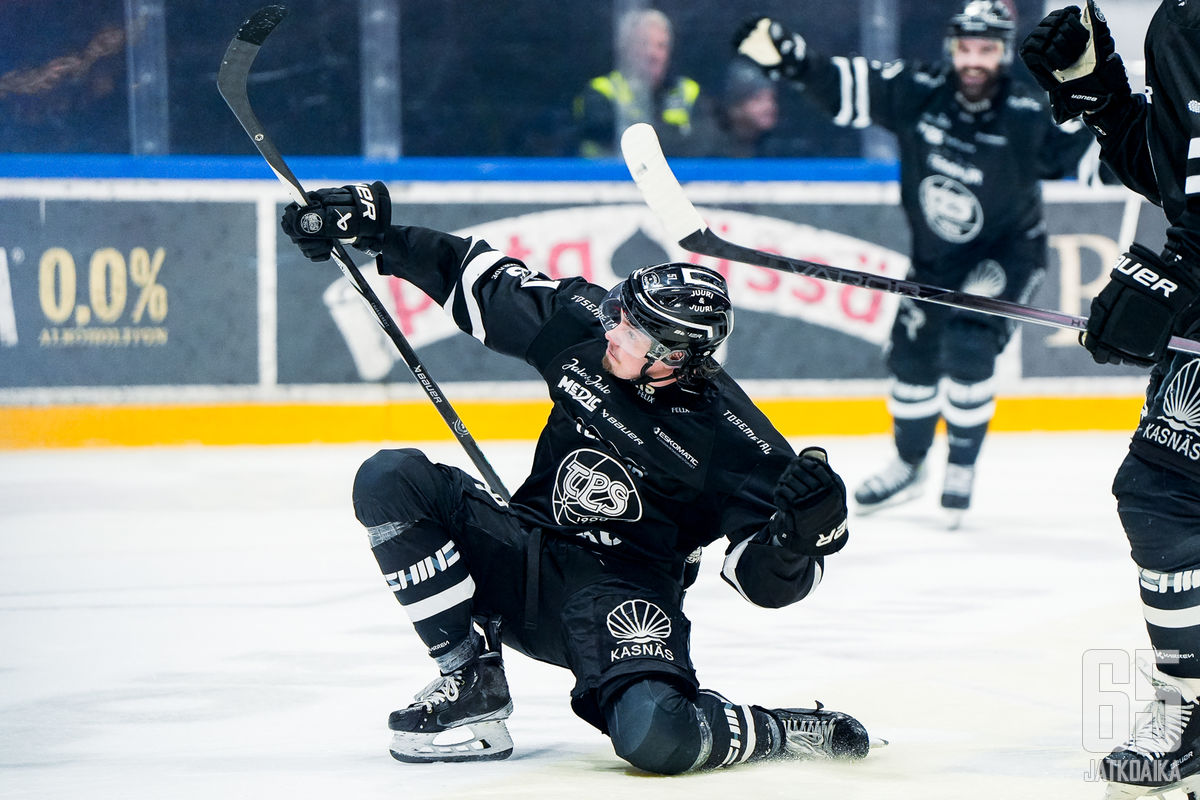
[600,263,733,381]
[946,0,1016,63]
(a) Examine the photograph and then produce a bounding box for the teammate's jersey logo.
[1160,359,1200,436]
[1138,360,1200,466]
[961,259,1007,298]
[552,448,643,525]
[918,174,984,243]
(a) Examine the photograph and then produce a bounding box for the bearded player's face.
[951,37,1005,102]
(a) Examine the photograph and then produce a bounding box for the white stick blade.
[620,123,707,243]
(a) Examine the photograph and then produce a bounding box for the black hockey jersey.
[796,55,1092,279]
[1084,1,1200,479]
[374,225,821,608]
[1085,1,1200,265]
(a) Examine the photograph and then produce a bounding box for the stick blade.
[237,5,288,46]
[620,123,708,244]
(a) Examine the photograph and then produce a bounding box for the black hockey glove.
[1018,0,1130,124]
[1083,244,1200,367]
[767,447,849,557]
[733,17,808,82]
[280,180,391,262]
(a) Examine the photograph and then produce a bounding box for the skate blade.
[1103,773,1200,799]
[942,507,966,530]
[854,483,925,517]
[389,720,514,764]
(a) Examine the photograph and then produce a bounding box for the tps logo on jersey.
[1141,360,1200,463]
[606,599,675,663]
[918,175,984,243]
[552,448,643,525]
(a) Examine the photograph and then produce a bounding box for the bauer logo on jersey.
[606,599,675,663]
[918,174,984,243]
[552,448,643,525]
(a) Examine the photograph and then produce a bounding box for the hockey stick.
[218,5,511,501]
[620,122,1200,357]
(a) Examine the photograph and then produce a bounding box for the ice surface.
[0,433,1161,799]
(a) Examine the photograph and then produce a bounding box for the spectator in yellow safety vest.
[573,8,710,158]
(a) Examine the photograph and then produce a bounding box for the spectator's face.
[625,21,671,86]
[951,37,1006,102]
[729,88,778,135]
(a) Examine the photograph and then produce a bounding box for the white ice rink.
[0,432,1172,800]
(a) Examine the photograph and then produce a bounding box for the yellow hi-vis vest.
[586,71,700,132]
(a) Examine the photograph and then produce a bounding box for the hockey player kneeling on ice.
[281,182,874,773]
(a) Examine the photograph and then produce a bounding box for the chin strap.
[631,357,678,387]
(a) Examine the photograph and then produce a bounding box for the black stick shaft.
[218,6,511,500]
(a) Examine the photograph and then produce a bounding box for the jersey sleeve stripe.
[1187,138,1200,195]
[448,247,507,344]
[831,56,855,128]
[720,537,755,601]
[851,56,872,129]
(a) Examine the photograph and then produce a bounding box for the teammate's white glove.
[1018,0,1131,124]
[733,17,808,81]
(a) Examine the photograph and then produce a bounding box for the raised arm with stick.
[217,5,509,501]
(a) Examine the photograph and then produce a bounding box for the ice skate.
[1100,669,1200,799]
[388,650,514,763]
[940,463,975,530]
[853,457,925,515]
[766,702,871,760]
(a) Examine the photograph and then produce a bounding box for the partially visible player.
[735,0,1093,527]
[278,180,875,773]
[1020,1,1200,796]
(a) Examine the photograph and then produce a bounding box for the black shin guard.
[367,519,475,662]
[695,689,779,768]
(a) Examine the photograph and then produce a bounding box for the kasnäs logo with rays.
[606,599,675,663]
[1139,359,1200,465]
[1161,359,1200,436]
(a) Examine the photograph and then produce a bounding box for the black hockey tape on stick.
[217,6,511,501]
[619,122,1200,358]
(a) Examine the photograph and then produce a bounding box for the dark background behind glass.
[0,0,1047,158]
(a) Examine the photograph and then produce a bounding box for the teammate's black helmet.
[600,263,733,381]
[946,0,1016,62]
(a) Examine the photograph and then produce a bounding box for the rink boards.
[0,177,1160,447]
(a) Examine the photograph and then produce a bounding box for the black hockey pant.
[1115,453,1200,680]
[885,298,1009,466]
[884,250,1042,467]
[351,448,781,773]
